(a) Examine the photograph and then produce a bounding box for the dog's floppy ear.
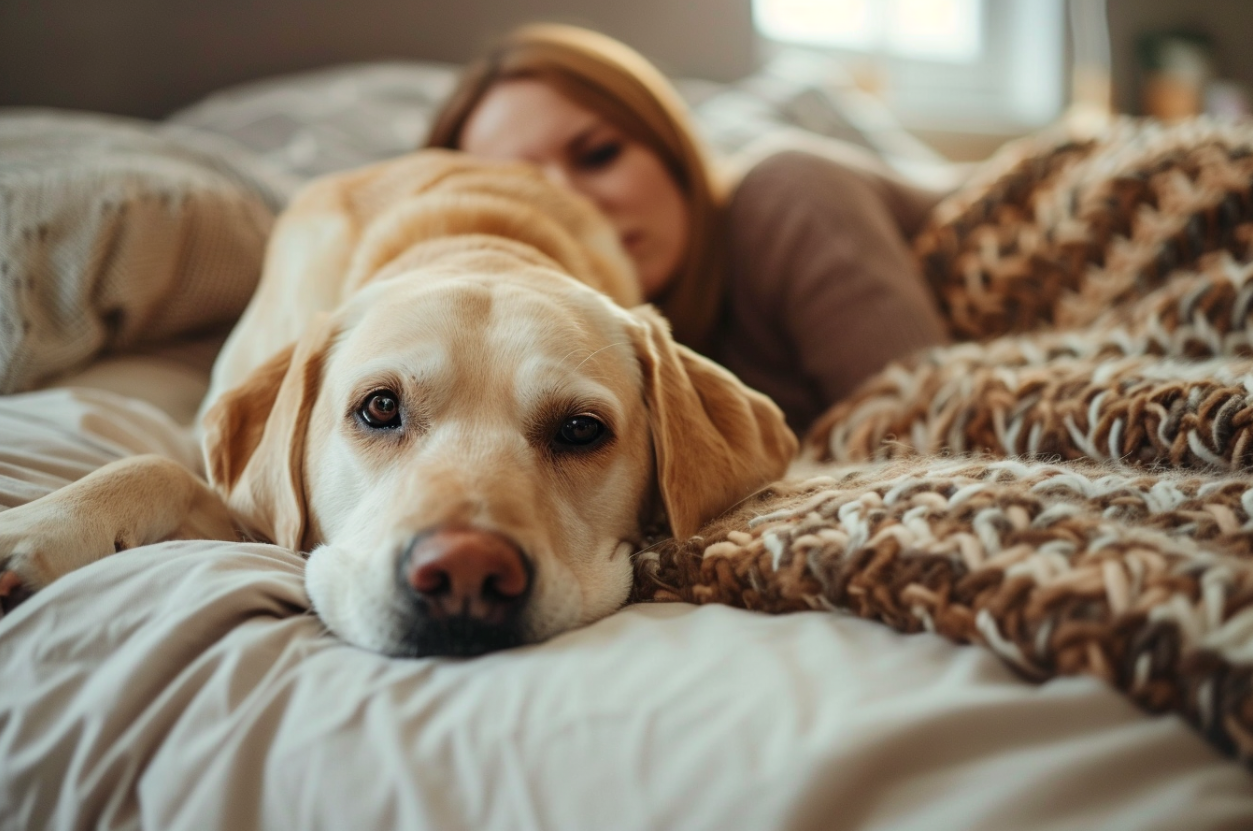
[202,314,336,550]
[626,305,798,539]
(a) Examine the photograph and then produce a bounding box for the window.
[755,0,983,63]
[752,0,1066,130]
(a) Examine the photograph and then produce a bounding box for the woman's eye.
[577,142,622,170]
[554,415,607,449]
[358,390,402,429]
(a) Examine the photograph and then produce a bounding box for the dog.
[0,150,797,656]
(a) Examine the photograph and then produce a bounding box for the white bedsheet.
[2,377,1252,831]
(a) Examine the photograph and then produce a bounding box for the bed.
[2,56,1253,831]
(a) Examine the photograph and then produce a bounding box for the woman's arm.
[714,151,949,434]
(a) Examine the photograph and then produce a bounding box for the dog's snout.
[401,528,530,624]
[394,528,534,657]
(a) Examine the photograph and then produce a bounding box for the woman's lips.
[622,231,644,251]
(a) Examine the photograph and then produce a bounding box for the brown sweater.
[710,150,949,436]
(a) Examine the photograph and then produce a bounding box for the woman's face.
[459,78,690,298]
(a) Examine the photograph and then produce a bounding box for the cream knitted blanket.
[0,111,281,392]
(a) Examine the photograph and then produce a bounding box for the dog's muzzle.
[393,528,534,657]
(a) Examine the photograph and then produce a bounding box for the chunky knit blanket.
[632,118,1253,764]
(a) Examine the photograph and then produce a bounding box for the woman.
[427,24,949,435]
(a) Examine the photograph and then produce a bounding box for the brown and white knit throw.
[632,118,1253,763]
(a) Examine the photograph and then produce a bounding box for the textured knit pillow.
[805,117,1253,469]
[0,110,285,393]
[915,118,1253,342]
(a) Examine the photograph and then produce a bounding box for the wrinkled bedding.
[3,365,1253,831]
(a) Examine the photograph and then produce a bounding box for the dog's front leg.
[0,454,236,614]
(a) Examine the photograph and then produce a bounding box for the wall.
[0,0,755,118]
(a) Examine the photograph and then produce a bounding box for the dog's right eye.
[553,414,607,450]
[357,390,402,429]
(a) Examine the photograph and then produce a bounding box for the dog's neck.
[354,235,571,293]
[339,192,640,307]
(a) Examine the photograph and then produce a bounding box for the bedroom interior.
[4,1,1253,829]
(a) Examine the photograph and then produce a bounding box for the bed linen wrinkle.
[3,538,1253,830]
[0,388,198,495]
[784,678,1195,831]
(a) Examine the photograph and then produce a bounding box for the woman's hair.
[426,23,727,352]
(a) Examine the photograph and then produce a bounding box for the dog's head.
[203,258,795,657]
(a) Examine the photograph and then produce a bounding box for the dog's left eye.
[358,390,402,429]
[554,415,607,449]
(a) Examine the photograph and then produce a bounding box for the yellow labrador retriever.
[0,150,796,656]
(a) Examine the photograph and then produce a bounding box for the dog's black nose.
[396,528,533,657]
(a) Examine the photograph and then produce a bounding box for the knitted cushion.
[0,111,283,393]
[807,118,1253,468]
[632,117,1253,765]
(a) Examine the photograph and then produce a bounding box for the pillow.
[682,50,958,189]
[167,62,461,181]
[166,55,957,188]
[0,110,288,394]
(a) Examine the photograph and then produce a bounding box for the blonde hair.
[426,23,727,352]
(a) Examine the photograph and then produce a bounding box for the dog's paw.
[0,500,123,603]
[0,565,35,617]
